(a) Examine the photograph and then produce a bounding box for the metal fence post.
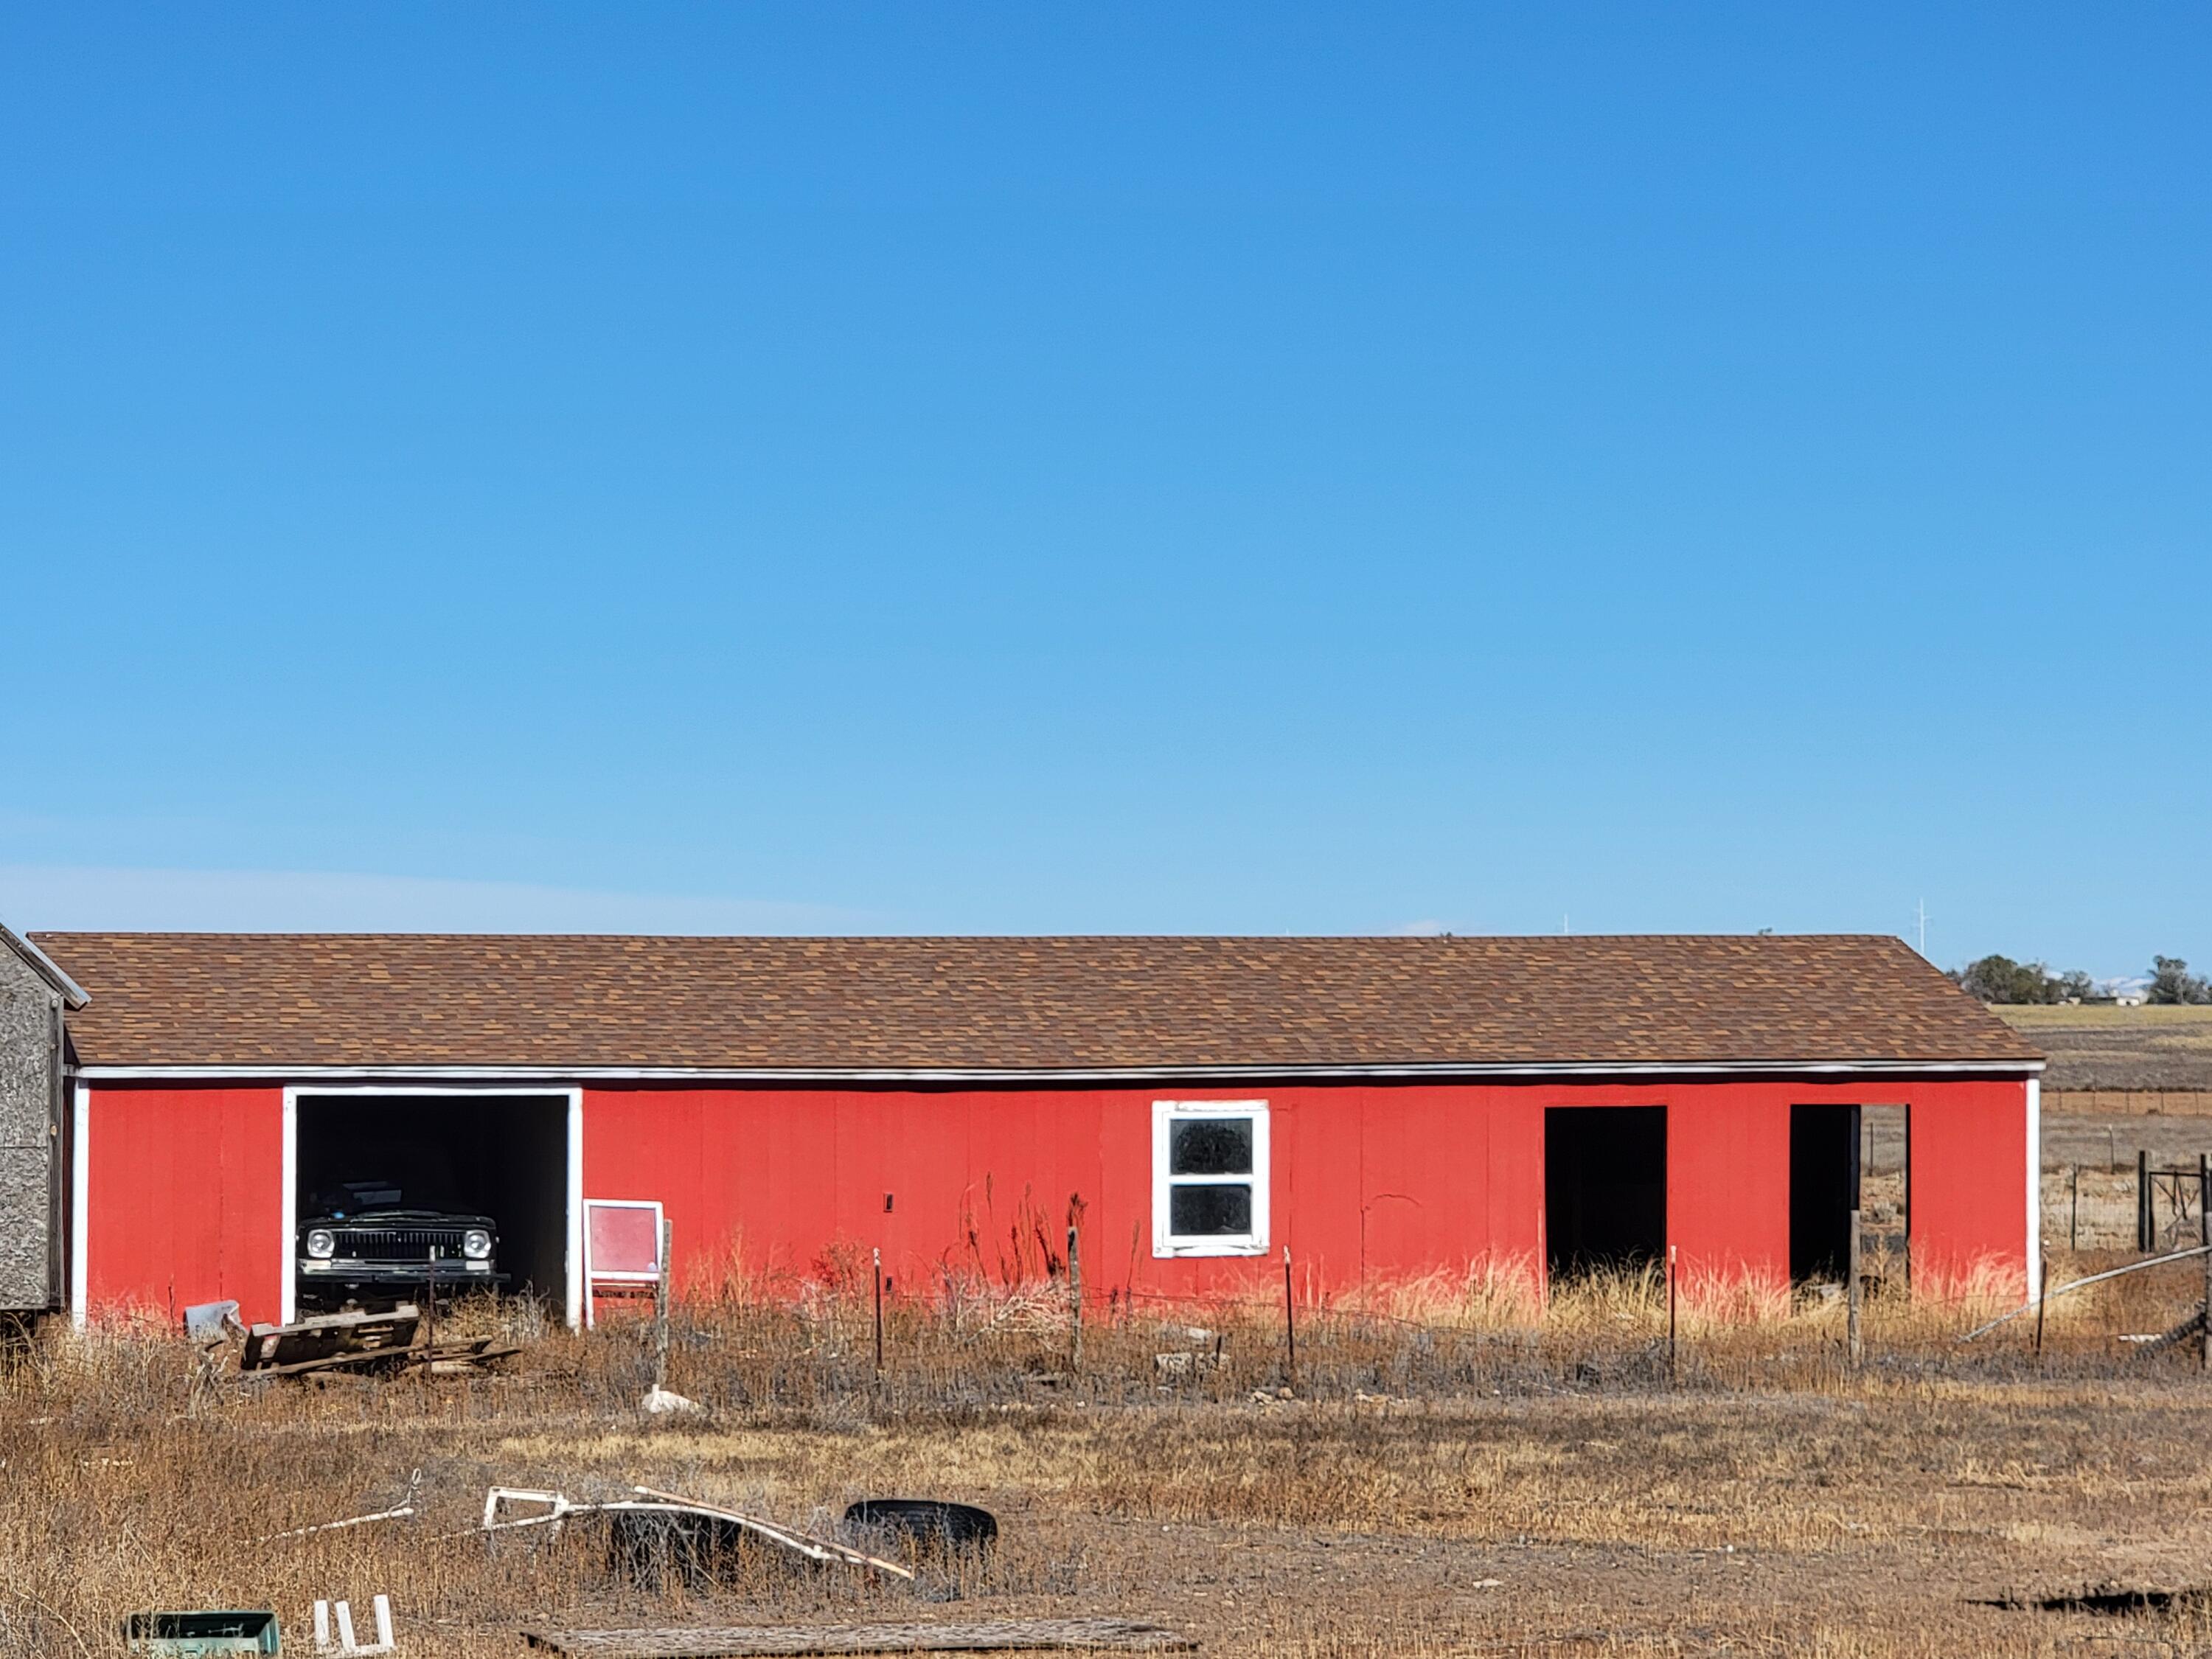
[2034,1256,2049,1359]
[1667,1244,1679,1385]
[653,1220,672,1392]
[1067,1225,1082,1373]
[2139,1150,2153,1253]
[2199,1155,2210,1374]
[1846,1208,1863,1371]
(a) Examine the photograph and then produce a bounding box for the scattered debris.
[243,1306,420,1371]
[1979,1584,2211,1615]
[262,1473,423,1543]
[520,1616,1197,1655]
[239,1306,519,1380]
[184,1301,246,1343]
[123,1610,281,1655]
[481,1485,915,1585]
[640,1385,705,1417]
[313,1595,396,1656]
[841,1500,998,1563]
[627,1486,913,1581]
[187,1299,250,1400]
[484,1486,580,1537]
[2127,1309,2205,1359]
[1958,1242,2212,1343]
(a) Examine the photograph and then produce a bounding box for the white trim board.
[69,1083,89,1329]
[1152,1099,1271,1259]
[77,1057,2043,1085]
[2025,1076,2042,1302]
[280,1085,585,1330]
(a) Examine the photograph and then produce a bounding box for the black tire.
[842,1498,998,1561]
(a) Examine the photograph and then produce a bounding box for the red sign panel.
[585,1200,662,1281]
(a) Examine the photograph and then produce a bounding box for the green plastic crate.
[122,1610,281,1655]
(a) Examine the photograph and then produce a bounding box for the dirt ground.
[8,1110,2212,1658]
[12,1271,2212,1659]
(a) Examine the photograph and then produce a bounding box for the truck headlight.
[305,1229,336,1260]
[462,1228,493,1260]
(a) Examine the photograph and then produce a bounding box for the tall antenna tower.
[1915,898,1929,958]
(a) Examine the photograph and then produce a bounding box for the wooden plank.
[244,1338,517,1380]
[521,1617,1197,1655]
[242,1305,422,1370]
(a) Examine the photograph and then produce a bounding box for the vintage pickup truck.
[295,1179,507,1309]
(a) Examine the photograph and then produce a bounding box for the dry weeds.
[10,1263,2212,1658]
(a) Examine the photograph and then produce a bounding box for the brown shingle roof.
[34,932,2039,1074]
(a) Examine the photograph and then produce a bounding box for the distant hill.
[1993,1004,2212,1091]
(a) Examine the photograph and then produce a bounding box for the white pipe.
[1958,1241,2212,1343]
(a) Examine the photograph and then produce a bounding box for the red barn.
[31,931,2044,1329]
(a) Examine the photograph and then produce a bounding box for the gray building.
[0,925,86,1319]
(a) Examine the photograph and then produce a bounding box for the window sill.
[1152,1237,1270,1259]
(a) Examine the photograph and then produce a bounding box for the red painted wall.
[79,1075,2032,1326]
[1909,1079,2031,1294]
[581,1077,2028,1309]
[1668,1083,1793,1296]
[86,1085,284,1325]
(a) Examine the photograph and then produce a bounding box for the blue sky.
[2,6,2206,975]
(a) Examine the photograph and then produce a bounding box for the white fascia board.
[77,1057,2045,1084]
[3,924,88,1008]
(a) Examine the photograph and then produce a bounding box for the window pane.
[1169,1117,1253,1177]
[1170,1183,1253,1237]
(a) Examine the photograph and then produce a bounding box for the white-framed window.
[1152,1099,1270,1257]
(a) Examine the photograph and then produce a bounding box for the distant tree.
[2057,968,2097,1003]
[1956,954,2068,1004]
[2147,956,2212,1006]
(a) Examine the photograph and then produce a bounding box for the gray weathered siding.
[0,947,60,1310]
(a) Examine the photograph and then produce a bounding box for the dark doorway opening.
[1545,1106,1667,1283]
[296,1094,568,1312]
[1789,1104,1862,1284]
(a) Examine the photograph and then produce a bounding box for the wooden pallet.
[242,1305,421,1370]
[521,1617,1197,1655]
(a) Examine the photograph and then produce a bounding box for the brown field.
[12,1258,2212,1659]
[1996,1004,2212,1094]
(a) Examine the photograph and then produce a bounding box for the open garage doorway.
[1545,1106,1667,1284]
[287,1091,580,1326]
[1789,1105,1862,1284]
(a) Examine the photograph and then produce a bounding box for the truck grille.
[332,1226,470,1262]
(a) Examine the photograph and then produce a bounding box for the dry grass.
[11,1268,2212,1658]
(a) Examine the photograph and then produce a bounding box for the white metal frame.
[281,1085,585,1329]
[1152,1099,1270,1258]
[580,1197,664,1330]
